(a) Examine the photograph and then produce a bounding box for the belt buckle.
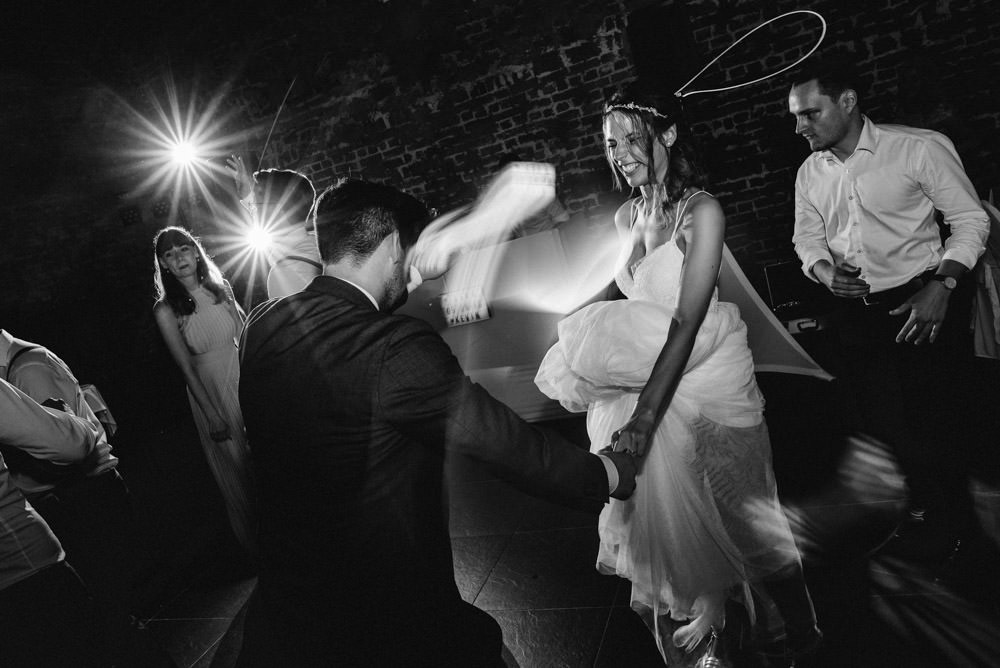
[861,293,878,307]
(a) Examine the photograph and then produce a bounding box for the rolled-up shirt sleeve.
[918,134,988,270]
[793,168,834,282]
[0,379,97,464]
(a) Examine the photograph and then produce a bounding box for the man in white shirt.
[789,58,989,559]
[227,157,320,298]
[0,378,99,666]
[0,330,172,667]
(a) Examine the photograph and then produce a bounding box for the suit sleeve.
[376,319,608,512]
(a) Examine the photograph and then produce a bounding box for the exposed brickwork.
[1,0,998,425]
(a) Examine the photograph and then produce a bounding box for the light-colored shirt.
[793,117,988,293]
[266,233,323,299]
[0,330,117,494]
[0,379,98,590]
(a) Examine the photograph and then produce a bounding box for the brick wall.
[1,0,998,428]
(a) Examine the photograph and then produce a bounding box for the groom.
[237,178,637,667]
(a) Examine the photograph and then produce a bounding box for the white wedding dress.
[535,192,801,659]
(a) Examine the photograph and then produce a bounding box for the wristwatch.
[931,274,958,290]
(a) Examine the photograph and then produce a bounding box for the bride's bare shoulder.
[613,197,640,232]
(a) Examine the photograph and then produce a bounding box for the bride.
[535,85,820,663]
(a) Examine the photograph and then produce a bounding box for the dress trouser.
[0,561,100,668]
[830,274,979,526]
[236,582,505,667]
[28,470,142,666]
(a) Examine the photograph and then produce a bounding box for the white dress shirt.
[0,379,98,590]
[793,117,988,292]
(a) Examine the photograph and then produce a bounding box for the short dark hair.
[790,56,861,102]
[254,168,316,228]
[313,179,431,265]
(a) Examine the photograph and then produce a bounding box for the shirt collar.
[308,275,380,311]
[854,115,878,154]
[337,277,380,310]
[820,115,876,163]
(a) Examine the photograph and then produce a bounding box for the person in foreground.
[0,378,100,667]
[236,178,637,667]
[789,58,988,558]
[535,86,820,664]
[152,227,257,559]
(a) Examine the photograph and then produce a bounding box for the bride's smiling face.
[604,112,672,188]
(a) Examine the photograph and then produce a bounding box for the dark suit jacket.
[238,276,608,666]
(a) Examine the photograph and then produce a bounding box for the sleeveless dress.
[179,287,257,555]
[535,192,800,658]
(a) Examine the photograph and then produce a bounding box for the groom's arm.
[377,318,633,511]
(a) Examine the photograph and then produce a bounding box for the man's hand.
[599,446,637,500]
[226,155,254,200]
[890,281,951,344]
[814,261,870,298]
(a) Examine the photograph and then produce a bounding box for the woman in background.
[153,226,256,559]
[536,86,819,664]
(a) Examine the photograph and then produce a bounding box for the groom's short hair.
[313,179,430,265]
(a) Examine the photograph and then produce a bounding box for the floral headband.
[604,102,673,120]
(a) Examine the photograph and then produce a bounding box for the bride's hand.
[611,409,656,458]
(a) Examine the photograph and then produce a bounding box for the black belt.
[858,269,937,307]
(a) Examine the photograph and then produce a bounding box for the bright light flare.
[245,224,274,254]
[115,72,250,210]
[168,140,199,168]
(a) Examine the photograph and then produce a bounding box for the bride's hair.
[604,84,706,205]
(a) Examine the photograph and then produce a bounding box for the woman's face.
[603,111,673,188]
[159,243,199,280]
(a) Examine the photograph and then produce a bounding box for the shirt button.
[848,196,854,200]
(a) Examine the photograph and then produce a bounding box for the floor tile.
[476,527,618,610]
[151,576,256,622]
[593,606,669,667]
[490,607,609,668]
[143,618,232,668]
[452,534,510,603]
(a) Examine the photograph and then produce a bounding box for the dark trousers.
[830,275,980,524]
[236,583,505,667]
[27,470,141,666]
[0,561,100,668]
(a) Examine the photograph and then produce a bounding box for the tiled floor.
[134,412,1000,668]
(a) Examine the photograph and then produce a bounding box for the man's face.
[380,238,410,312]
[788,79,852,153]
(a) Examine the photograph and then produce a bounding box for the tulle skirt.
[536,299,800,628]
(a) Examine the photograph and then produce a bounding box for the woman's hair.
[603,84,706,205]
[153,226,229,316]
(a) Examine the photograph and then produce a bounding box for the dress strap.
[671,190,713,241]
